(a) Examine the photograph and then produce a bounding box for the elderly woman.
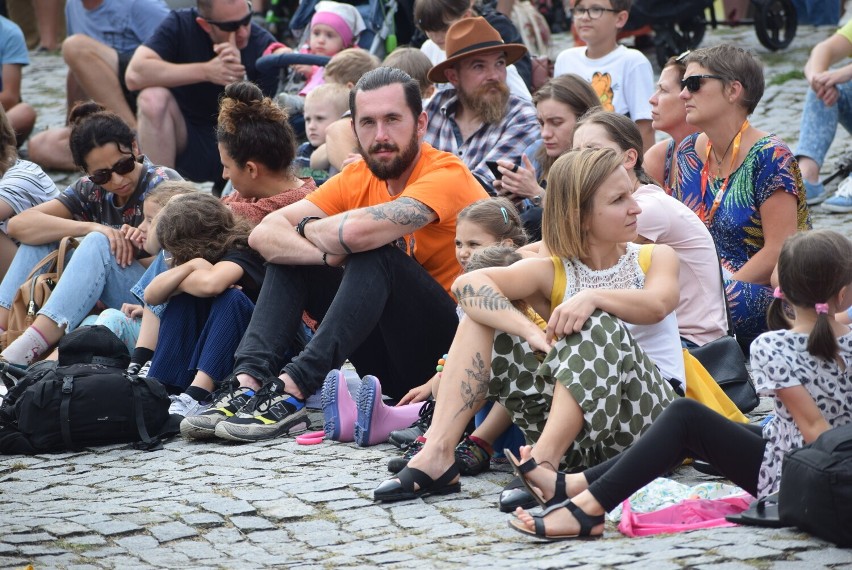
[671,45,811,341]
[643,54,700,193]
[493,74,600,240]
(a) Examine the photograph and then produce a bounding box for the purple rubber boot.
[355,375,423,447]
[321,369,358,442]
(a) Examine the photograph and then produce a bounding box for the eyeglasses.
[204,1,253,32]
[680,74,725,93]
[572,6,619,19]
[88,155,137,185]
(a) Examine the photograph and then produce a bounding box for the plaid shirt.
[425,89,540,187]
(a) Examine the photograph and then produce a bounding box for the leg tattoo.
[455,351,490,418]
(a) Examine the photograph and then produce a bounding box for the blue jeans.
[0,233,145,331]
[796,82,852,169]
[234,245,459,400]
[130,251,169,319]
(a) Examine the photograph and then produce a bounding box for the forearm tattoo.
[365,197,432,229]
[338,212,353,255]
[453,283,515,312]
[455,351,490,418]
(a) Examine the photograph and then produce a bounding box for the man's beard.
[359,130,420,181]
[458,81,510,124]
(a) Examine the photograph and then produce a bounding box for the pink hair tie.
[773,287,784,299]
[815,303,829,315]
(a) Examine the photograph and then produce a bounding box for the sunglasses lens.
[214,13,251,32]
[114,156,137,175]
[680,76,700,93]
[89,171,110,185]
[89,156,135,185]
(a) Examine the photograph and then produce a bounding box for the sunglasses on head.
[680,74,725,93]
[204,1,253,32]
[88,155,137,186]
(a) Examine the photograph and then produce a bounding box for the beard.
[359,129,420,181]
[458,81,510,124]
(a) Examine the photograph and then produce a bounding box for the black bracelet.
[296,216,321,238]
[322,252,330,266]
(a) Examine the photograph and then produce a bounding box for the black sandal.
[498,477,538,512]
[373,463,460,502]
[509,499,605,541]
[505,449,568,508]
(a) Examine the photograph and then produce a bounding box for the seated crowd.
[1,0,851,545]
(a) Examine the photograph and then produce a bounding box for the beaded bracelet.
[436,354,448,378]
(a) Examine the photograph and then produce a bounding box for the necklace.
[710,132,738,177]
[699,119,750,226]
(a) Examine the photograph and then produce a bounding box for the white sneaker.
[822,176,852,213]
[168,393,210,417]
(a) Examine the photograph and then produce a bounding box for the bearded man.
[178,66,488,444]
[424,17,540,191]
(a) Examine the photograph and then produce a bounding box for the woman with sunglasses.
[0,101,180,366]
[643,54,699,193]
[671,45,810,344]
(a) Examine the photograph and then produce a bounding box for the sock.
[129,347,154,368]
[185,386,211,403]
[2,326,50,365]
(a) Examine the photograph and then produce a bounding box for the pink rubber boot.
[321,369,358,442]
[355,375,423,447]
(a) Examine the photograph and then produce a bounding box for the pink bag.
[618,494,753,537]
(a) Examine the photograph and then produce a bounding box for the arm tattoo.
[455,352,490,418]
[453,283,515,312]
[338,212,353,255]
[365,197,433,229]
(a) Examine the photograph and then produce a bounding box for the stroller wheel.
[753,0,797,51]
[652,14,706,68]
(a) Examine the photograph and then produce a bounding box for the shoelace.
[414,400,435,429]
[242,381,280,414]
[208,378,242,408]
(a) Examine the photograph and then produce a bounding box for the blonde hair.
[305,82,351,118]
[145,181,198,210]
[383,47,434,98]
[325,48,381,86]
[543,147,624,259]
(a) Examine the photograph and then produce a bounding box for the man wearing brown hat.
[424,17,540,191]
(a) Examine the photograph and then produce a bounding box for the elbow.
[248,223,274,259]
[7,215,23,239]
[124,67,143,92]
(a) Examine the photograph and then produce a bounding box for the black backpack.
[778,423,852,547]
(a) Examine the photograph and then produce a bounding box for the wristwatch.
[531,192,544,207]
[296,216,321,238]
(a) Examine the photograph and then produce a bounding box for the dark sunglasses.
[204,1,253,32]
[680,74,725,93]
[88,155,137,185]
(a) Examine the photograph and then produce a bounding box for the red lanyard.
[699,120,749,226]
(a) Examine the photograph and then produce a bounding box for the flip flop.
[373,463,460,502]
[509,498,605,541]
[296,431,326,445]
[505,449,568,508]
[725,492,788,528]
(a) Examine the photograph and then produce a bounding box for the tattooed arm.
[303,197,437,255]
[453,257,554,353]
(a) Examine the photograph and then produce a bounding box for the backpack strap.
[638,243,655,274]
[59,374,75,450]
[550,255,566,313]
[128,374,163,451]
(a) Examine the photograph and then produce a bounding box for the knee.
[94,307,130,331]
[78,232,111,259]
[213,288,253,310]
[136,87,173,119]
[62,34,97,66]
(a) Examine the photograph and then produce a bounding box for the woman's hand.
[121,303,144,319]
[96,225,137,268]
[524,325,553,354]
[397,378,434,406]
[496,155,543,203]
[546,290,598,344]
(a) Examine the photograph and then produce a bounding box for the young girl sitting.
[511,229,852,540]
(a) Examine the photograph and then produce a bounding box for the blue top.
[65,0,170,54]
[0,15,29,92]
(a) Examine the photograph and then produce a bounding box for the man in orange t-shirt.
[184,67,487,444]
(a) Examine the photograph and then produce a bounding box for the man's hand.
[208,32,245,85]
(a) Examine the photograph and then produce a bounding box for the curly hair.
[217,81,296,172]
[155,193,254,267]
[68,101,136,172]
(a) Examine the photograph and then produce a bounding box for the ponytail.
[765,297,792,333]
[807,307,839,362]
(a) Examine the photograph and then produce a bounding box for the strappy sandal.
[509,499,605,541]
[373,463,461,502]
[505,449,568,508]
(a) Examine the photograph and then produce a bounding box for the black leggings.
[584,399,767,511]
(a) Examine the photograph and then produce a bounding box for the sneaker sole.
[321,370,355,442]
[806,193,828,206]
[354,377,379,447]
[180,415,224,440]
[820,202,852,213]
[213,409,310,442]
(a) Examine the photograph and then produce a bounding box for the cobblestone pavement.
[3,16,852,570]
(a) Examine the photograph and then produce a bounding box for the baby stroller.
[628,0,797,67]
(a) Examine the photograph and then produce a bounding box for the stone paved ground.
[3,12,852,570]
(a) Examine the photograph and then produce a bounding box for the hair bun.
[223,81,263,105]
[68,101,108,127]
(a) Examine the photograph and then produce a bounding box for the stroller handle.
[256,53,332,74]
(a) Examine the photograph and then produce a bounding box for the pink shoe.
[321,369,357,442]
[355,375,422,447]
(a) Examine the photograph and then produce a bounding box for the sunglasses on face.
[88,155,137,186]
[680,74,725,93]
[205,1,253,32]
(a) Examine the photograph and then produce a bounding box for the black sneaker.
[388,400,434,449]
[180,376,256,440]
[387,438,425,473]
[214,378,309,442]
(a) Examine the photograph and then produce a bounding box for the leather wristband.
[296,216,321,238]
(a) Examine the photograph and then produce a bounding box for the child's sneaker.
[804,179,827,205]
[168,393,209,418]
[388,400,434,449]
[180,377,255,440]
[454,436,492,476]
[387,437,425,473]
[214,378,309,442]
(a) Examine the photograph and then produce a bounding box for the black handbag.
[687,252,759,413]
[778,423,852,547]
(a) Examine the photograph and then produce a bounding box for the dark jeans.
[234,245,459,400]
[583,399,767,511]
[149,289,254,390]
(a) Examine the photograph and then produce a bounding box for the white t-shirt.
[554,44,653,121]
[634,184,727,345]
[0,159,59,234]
[420,39,532,102]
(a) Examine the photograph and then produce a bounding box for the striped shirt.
[0,159,59,233]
